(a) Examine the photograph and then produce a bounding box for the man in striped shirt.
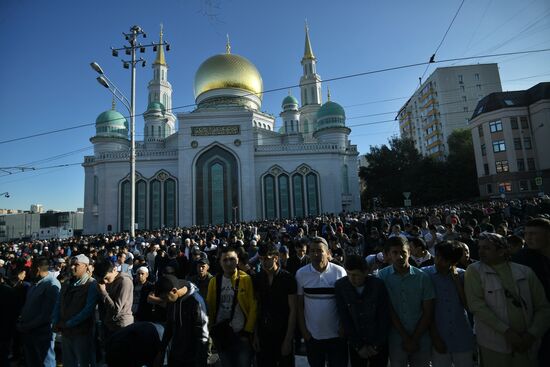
[296,237,347,367]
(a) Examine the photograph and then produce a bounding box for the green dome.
[95,110,128,138]
[315,101,346,132]
[281,95,298,108]
[147,101,165,113]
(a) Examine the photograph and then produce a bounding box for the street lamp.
[91,25,169,238]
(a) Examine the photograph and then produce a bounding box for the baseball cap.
[155,275,188,297]
[72,254,90,265]
[196,255,209,265]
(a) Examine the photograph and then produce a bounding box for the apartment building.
[469,82,550,198]
[398,64,502,158]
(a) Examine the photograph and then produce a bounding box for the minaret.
[299,22,322,141]
[300,22,322,107]
[144,24,175,145]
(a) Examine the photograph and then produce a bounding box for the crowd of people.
[0,196,549,367]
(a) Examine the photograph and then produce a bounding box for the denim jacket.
[334,275,390,350]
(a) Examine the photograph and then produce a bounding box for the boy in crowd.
[335,255,390,367]
[93,257,134,338]
[423,241,474,367]
[155,276,208,367]
[378,236,435,367]
[253,243,297,367]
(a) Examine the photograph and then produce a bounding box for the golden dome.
[194,53,263,99]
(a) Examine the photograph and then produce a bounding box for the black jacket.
[334,275,390,350]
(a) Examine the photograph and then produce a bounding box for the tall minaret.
[144,24,175,145]
[299,22,322,141]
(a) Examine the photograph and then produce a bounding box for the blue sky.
[1,0,549,211]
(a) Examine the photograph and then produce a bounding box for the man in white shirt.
[296,237,347,367]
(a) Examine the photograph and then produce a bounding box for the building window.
[520,116,529,129]
[481,144,486,156]
[498,182,513,193]
[150,180,161,229]
[484,163,490,176]
[460,85,465,92]
[264,174,277,219]
[462,96,467,102]
[492,140,506,153]
[458,75,463,83]
[476,84,482,91]
[306,173,319,216]
[514,138,522,150]
[489,120,503,133]
[136,180,147,231]
[496,160,509,173]
[93,175,99,205]
[486,183,492,194]
[524,137,532,149]
[342,165,349,194]
[519,180,529,191]
[510,117,518,129]
[517,159,525,172]
[278,174,291,219]
[527,158,536,171]
[292,174,305,218]
[478,125,484,137]
[463,107,469,112]
[164,179,176,227]
[475,73,480,81]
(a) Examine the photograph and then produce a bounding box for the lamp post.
[91,25,169,238]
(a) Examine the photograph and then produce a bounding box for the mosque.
[82,26,360,234]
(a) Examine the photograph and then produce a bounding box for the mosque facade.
[82,27,360,234]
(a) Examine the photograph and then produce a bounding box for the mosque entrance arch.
[195,145,239,225]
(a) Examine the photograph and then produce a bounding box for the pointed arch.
[194,145,239,225]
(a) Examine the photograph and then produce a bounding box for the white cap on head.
[137,266,149,274]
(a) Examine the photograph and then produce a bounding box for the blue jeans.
[305,337,348,367]
[218,336,252,367]
[21,331,56,367]
[62,334,96,367]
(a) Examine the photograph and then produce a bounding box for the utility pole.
[91,25,170,238]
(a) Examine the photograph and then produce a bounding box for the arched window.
[93,176,99,205]
[264,174,276,219]
[158,126,161,136]
[311,87,315,103]
[136,180,147,230]
[342,165,349,194]
[150,180,161,229]
[304,89,308,105]
[120,180,131,231]
[306,173,319,216]
[303,119,309,133]
[278,174,291,218]
[164,178,176,227]
[292,174,305,218]
[195,146,239,225]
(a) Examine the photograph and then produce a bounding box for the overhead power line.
[1,47,550,146]
[421,0,466,81]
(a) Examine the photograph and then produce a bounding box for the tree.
[363,137,422,207]
[361,132,479,208]
[446,129,479,199]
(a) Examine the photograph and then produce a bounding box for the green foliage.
[361,131,479,207]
